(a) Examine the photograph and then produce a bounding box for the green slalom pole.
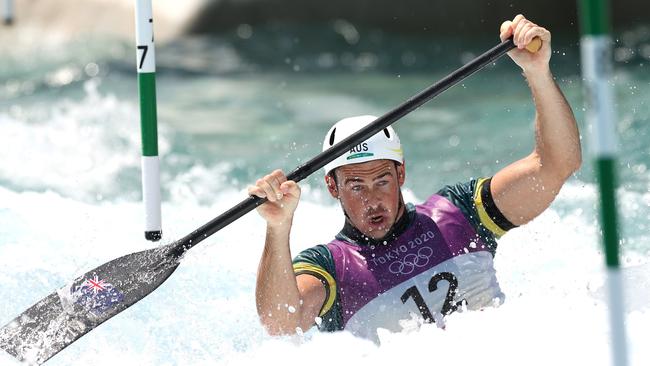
[135,0,162,241]
[578,0,628,365]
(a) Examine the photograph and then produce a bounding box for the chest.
[327,207,499,332]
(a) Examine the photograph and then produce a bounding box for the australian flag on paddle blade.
[72,274,125,315]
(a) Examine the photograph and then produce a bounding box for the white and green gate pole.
[3,0,14,25]
[135,0,162,241]
[579,0,628,365]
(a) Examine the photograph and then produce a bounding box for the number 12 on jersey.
[400,272,467,323]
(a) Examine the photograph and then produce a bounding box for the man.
[249,15,581,341]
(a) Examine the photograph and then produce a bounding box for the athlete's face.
[326,159,406,240]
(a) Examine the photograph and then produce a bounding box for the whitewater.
[1,23,649,365]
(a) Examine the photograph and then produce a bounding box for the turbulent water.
[1,22,649,365]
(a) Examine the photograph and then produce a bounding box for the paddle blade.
[0,243,180,365]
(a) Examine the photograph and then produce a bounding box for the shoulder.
[433,177,517,254]
[293,244,337,290]
[435,178,479,206]
[433,178,481,226]
[293,244,335,275]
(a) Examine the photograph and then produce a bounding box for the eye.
[350,185,364,192]
[377,180,389,186]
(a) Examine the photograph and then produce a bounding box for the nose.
[363,187,383,210]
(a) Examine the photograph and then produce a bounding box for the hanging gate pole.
[135,0,162,241]
[578,0,628,365]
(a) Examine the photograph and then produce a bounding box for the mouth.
[368,214,386,227]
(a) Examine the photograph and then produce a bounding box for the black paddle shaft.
[171,37,519,257]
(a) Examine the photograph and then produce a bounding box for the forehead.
[335,160,396,180]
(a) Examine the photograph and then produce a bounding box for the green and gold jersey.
[293,177,516,333]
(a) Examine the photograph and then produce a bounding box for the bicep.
[296,274,327,329]
[491,152,566,226]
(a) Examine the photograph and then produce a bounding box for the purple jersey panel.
[327,194,487,326]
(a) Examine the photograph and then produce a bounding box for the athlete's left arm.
[490,15,582,226]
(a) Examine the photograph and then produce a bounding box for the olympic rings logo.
[388,246,434,275]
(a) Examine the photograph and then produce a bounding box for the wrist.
[522,65,553,84]
[267,218,293,234]
[264,222,293,255]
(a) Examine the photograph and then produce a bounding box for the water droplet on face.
[287,305,296,313]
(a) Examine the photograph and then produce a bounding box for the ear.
[325,174,339,198]
[397,162,406,186]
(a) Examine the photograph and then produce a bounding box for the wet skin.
[326,159,406,240]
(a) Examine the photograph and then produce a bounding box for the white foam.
[0,350,22,365]
[0,79,170,202]
[1,179,649,365]
[0,80,648,364]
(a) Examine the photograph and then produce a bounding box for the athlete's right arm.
[249,169,326,335]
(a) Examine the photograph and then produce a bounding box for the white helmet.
[322,115,403,175]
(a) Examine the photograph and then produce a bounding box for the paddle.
[0,36,540,364]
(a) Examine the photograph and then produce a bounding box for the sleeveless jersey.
[293,178,515,341]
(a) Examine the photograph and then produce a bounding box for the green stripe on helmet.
[347,152,374,160]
